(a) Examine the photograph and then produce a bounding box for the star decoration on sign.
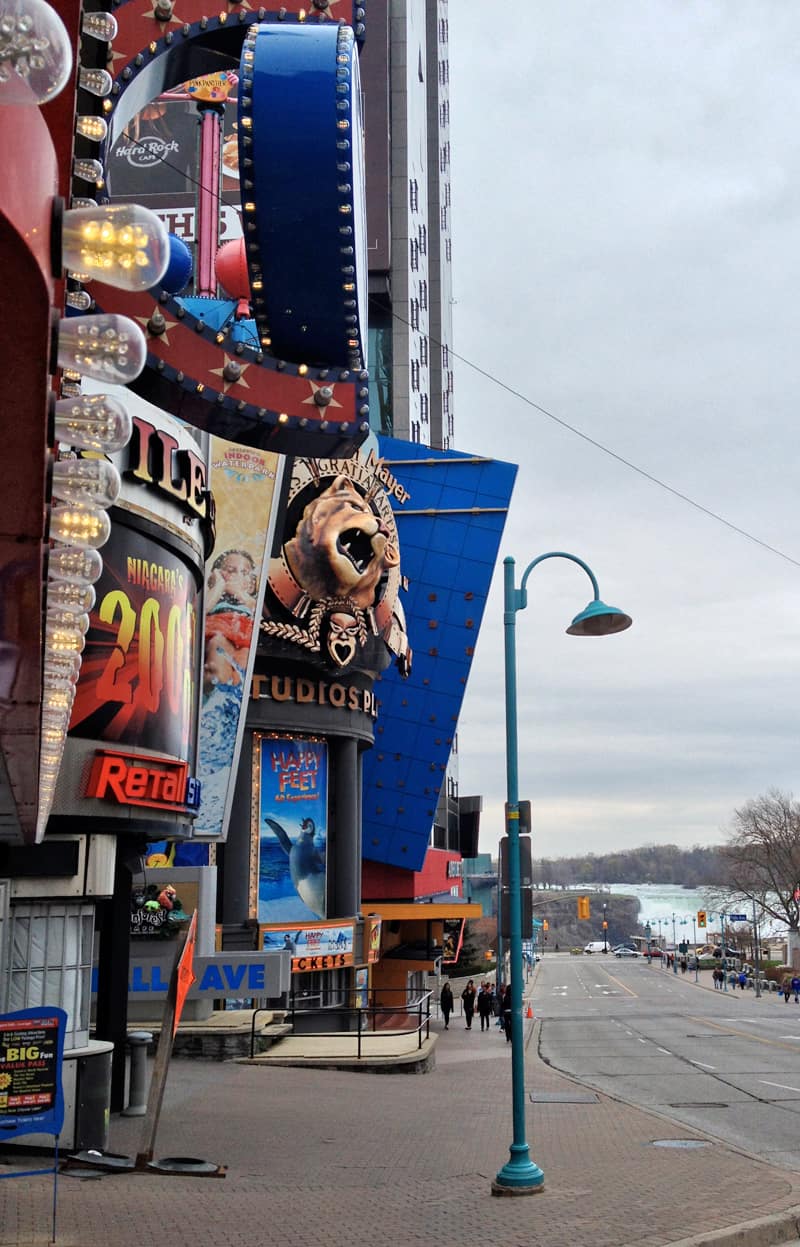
[140,2,183,27]
[302,381,343,409]
[136,313,179,347]
[209,354,252,393]
[309,0,349,19]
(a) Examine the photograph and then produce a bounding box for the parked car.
[614,947,642,958]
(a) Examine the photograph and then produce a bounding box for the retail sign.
[366,917,382,963]
[0,1008,67,1139]
[86,749,201,815]
[251,674,378,719]
[442,918,465,965]
[261,922,355,973]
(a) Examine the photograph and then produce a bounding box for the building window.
[419,279,428,311]
[419,335,428,366]
[420,393,429,422]
[419,223,427,255]
[8,902,94,1048]
[409,178,419,212]
[445,237,452,263]
[442,344,449,369]
[410,237,419,272]
[409,297,419,331]
[440,204,448,231]
[411,359,420,392]
[368,306,393,436]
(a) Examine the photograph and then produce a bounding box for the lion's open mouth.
[337,527,375,574]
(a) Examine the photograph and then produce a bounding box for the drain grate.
[529,1091,599,1104]
[651,1139,711,1149]
[668,1102,729,1108]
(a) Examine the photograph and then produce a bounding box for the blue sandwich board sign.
[0,1007,68,1240]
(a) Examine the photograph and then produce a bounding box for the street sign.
[728,914,747,922]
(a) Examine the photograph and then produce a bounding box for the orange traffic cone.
[526,1004,533,1019]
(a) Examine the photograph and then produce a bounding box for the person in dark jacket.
[440,980,453,1029]
[461,980,477,1029]
[477,983,494,1031]
[501,984,513,1043]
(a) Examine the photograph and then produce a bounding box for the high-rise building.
[362,0,454,449]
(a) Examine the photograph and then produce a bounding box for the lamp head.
[566,599,633,637]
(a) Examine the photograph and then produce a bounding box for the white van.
[584,941,608,954]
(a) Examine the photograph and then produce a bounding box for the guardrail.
[249,989,433,1060]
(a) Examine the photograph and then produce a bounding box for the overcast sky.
[447,2,800,862]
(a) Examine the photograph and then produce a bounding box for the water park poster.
[194,436,283,840]
[257,734,328,923]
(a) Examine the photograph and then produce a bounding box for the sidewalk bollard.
[123,1030,153,1117]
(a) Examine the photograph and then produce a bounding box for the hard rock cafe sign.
[261,454,411,675]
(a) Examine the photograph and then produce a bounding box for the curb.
[668,1206,800,1247]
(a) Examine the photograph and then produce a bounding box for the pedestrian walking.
[501,984,513,1043]
[680,956,687,974]
[792,974,800,1003]
[781,974,792,1003]
[738,970,747,990]
[440,980,453,1029]
[461,979,476,1030]
[494,983,505,1027]
[477,982,494,1032]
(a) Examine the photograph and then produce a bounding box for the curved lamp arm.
[515,551,599,613]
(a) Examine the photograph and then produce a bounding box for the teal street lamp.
[493,551,632,1196]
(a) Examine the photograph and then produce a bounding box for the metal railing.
[250,989,433,1059]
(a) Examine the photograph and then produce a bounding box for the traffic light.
[602,920,608,930]
[543,920,549,931]
[577,896,590,920]
[697,911,707,928]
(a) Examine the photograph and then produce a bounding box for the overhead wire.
[112,127,800,571]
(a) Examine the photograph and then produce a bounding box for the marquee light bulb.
[42,650,82,681]
[44,623,86,655]
[61,203,170,292]
[0,0,72,105]
[72,156,103,184]
[46,579,95,615]
[46,608,89,636]
[75,113,107,142]
[78,65,112,97]
[47,544,103,585]
[56,313,146,384]
[65,290,92,312]
[54,393,132,453]
[49,501,111,549]
[51,456,121,509]
[81,10,117,40]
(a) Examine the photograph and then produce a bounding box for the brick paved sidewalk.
[2,999,800,1247]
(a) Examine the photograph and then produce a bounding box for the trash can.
[74,1042,113,1152]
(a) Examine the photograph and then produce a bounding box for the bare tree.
[719,789,800,960]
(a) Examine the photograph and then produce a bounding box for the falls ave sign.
[90,952,290,1001]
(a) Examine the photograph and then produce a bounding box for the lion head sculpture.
[283,475,399,609]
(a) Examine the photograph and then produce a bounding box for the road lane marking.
[603,969,637,997]
[637,1037,648,1043]
[690,1060,715,1069]
[761,1080,800,1094]
[657,1047,670,1054]
[689,1015,800,1054]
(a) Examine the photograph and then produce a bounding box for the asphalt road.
[535,952,800,1170]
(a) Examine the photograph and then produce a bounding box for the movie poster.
[442,918,465,965]
[69,523,201,762]
[257,735,328,923]
[261,921,352,972]
[193,438,282,840]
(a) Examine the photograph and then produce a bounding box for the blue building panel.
[361,438,517,870]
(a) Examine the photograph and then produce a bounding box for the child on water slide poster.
[257,735,328,923]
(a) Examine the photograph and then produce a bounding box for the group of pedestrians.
[440,978,514,1041]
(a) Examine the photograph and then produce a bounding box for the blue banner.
[257,735,328,922]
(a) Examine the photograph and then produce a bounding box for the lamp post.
[492,552,632,1196]
[692,917,698,982]
[602,902,608,953]
[670,912,677,974]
